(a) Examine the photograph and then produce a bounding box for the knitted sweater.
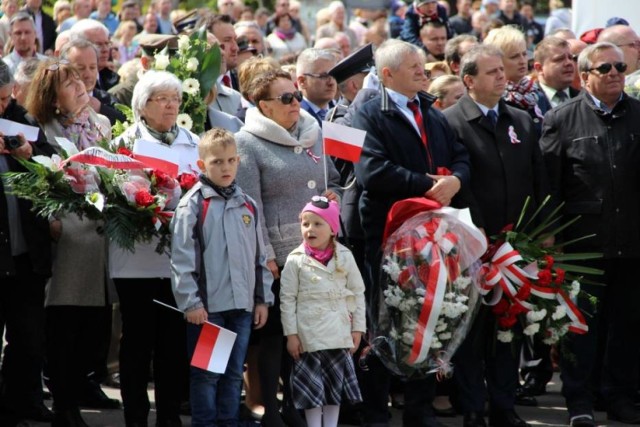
[235,107,342,266]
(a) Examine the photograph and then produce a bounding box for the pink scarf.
[274,28,297,41]
[304,242,334,266]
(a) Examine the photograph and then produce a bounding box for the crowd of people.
[0,0,639,427]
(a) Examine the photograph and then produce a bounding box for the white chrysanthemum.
[444,292,456,300]
[178,34,190,51]
[551,305,567,320]
[415,288,426,296]
[526,308,547,323]
[186,57,199,71]
[438,332,452,341]
[435,322,447,332]
[454,276,471,290]
[154,53,170,70]
[430,338,442,349]
[382,258,401,281]
[85,192,105,211]
[456,295,469,303]
[398,297,416,312]
[570,280,580,298]
[177,114,193,131]
[497,330,513,343]
[182,78,200,96]
[523,323,540,336]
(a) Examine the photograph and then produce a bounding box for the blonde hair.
[428,75,463,99]
[483,25,526,52]
[238,56,281,100]
[425,61,452,76]
[198,128,236,159]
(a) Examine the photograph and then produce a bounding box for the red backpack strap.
[200,198,211,225]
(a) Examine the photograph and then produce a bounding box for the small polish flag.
[191,322,237,374]
[133,139,179,177]
[322,121,367,163]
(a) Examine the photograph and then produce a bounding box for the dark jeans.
[115,278,188,425]
[561,258,640,416]
[187,310,252,427]
[46,305,106,410]
[0,254,47,411]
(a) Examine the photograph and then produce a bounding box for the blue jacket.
[400,4,452,48]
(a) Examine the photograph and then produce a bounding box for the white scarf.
[242,107,320,149]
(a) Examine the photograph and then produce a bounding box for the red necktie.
[222,74,232,88]
[407,100,432,167]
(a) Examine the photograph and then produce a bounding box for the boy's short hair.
[198,128,237,158]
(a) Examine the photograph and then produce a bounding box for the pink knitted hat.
[301,197,340,235]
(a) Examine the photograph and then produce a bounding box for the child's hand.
[185,307,208,325]
[287,334,303,360]
[253,304,268,329]
[323,189,339,202]
[350,331,363,354]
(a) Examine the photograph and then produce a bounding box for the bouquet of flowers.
[3,138,200,253]
[153,27,222,135]
[478,196,601,344]
[370,198,488,379]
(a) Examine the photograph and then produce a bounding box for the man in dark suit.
[22,0,56,54]
[540,41,640,427]
[443,44,548,427]
[353,39,470,427]
[296,48,338,126]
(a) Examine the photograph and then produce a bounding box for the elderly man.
[597,25,640,76]
[353,38,469,427]
[69,19,119,91]
[296,48,338,125]
[234,20,266,56]
[444,34,478,74]
[444,44,547,427]
[540,41,640,427]
[2,13,46,75]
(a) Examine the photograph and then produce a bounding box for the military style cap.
[237,35,258,54]
[328,43,374,84]
[139,34,179,56]
[174,10,199,33]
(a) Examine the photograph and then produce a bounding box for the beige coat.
[280,242,366,353]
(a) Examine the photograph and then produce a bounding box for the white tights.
[304,405,340,427]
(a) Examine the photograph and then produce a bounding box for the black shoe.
[432,405,456,417]
[52,408,89,427]
[79,380,121,409]
[17,402,54,422]
[514,387,538,407]
[569,414,596,427]
[521,377,546,396]
[464,411,487,427]
[608,402,640,424]
[488,409,530,427]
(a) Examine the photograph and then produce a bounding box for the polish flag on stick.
[133,139,179,177]
[322,121,366,163]
[191,322,237,374]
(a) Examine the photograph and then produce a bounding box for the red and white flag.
[133,139,179,177]
[322,120,366,163]
[191,322,237,374]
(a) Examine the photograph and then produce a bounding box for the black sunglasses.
[587,62,627,74]
[263,90,303,105]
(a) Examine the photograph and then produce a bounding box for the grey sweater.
[235,107,342,266]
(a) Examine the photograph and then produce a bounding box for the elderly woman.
[484,25,551,136]
[111,70,197,427]
[266,13,307,64]
[26,58,114,426]
[235,69,341,427]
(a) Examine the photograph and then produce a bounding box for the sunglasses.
[587,62,627,74]
[263,90,303,105]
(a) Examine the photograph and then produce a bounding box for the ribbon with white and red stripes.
[64,146,146,169]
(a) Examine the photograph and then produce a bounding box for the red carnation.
[152,169,171,187]
[492,298,510,315]
[554,268,566,285]
[508,302,528,315]
[537,269,553,286]
[178,173,198,191]
[498,315,517,329]
[515,283,531,300]
[543,255,554,270]
[135,189,155,207]
[117,146,133,156]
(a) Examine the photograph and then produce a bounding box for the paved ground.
[24,373,627,427]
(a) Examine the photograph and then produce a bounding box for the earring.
[55,107,60,115]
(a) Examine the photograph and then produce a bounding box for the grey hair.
[296,48,337,75]
[59,35,99,60]
[14,58,40,86]
[577,41,623,73]
[131,70,183,122]
[68,18,109,38]
[459,44,503,80]
[10,12,35,30]
[445,34,477,67]
[375,39,421,80]
[234,20,261,31]
[0,61,13,88]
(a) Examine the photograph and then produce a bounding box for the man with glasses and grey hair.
[2,13,47,75]
[540,41,640,427]
[296,48,338,126]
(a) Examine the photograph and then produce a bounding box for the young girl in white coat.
[280,196,366,427]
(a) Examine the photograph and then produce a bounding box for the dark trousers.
[453,306,520,412]
[0,254,47,411]
[46,305,106,410]
[561,258,640,416]
[115,278,188,425]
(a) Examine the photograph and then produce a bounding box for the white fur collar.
[242,107,319,149]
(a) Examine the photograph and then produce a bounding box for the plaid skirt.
[290,348,362,409]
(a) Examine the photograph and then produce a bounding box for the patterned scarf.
[141,119,179,146]
[200,175,237,199]
[503,76,540,110]
[60,107,101,150]
[304,242,334,266]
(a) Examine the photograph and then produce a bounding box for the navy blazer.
[353,89,470,252]
[301,99,335,127]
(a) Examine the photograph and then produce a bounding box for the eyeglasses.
[587,62,627,75]
[304,72,334,82]
[45,59,69,74]
[616,40,640,49]
[263,90,303,105]
[149,95,182,106]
